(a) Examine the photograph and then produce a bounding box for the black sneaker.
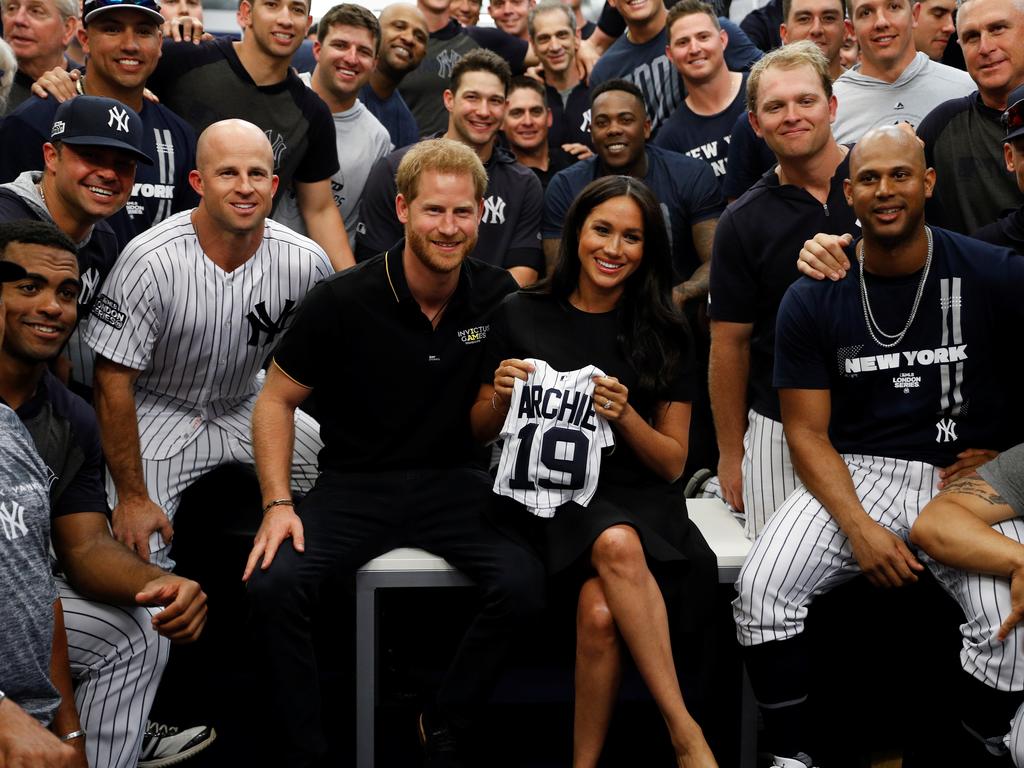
[417,710,464,768]
[137,720,216,767]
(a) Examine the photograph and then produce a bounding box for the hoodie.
[832,51,976,145]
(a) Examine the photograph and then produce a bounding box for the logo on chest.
[246,299,296,346]
[482,195,506,225]
[457,324,488,344]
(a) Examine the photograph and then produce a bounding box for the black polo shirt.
[272,242,518,472]
[708,151,858,421]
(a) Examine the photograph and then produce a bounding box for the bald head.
[196,119,274,174]
[376,3,429,76]
[849,124,927,177]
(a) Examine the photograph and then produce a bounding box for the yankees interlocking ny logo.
[0,500,28,541]
[482,195,506,224]
[935,418,958,443]
[108,106,130,132]
[246,299,296,346]
[436,49,462,79]
[265,130,288,170]
[579,109,591,134]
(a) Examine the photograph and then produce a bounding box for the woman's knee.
[590,525,646,578]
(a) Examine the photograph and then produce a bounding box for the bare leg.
[573,577,623,768]
[590,525,717,768]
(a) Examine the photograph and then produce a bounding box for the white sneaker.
[771,754,816,768]
[137,721,216,767]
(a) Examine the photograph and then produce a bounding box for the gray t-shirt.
[276,92,392,247]
[0,404,59,723]
[980,443,1024,516]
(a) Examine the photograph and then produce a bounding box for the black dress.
[482,291,718,637]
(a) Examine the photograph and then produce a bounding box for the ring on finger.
[603,399,613,409]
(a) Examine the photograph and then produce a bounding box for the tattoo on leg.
[937,472,1008,505]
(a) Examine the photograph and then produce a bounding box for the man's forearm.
[304,207,355,271]
[708,333,750,458]
[786,426,871,534]
[94,374,149,501]
[674,262,710,304]
[48,600,82,739]
[252,391,298,506]
[57,523,168,604]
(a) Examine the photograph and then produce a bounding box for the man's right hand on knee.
[113,496,174,563]
[244,506,305,581]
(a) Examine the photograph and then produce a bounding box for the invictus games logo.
[892,372,921,393]
[458,325,488,344]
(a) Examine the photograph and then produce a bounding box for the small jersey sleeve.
[293,94,341,183]
[543,170,575,239]
[83,254,162,372]
[504,171,545,271]
[773,283,831,390]
[979,443,1024,517]
[52,400,108,518]
[355,154,403,261]
[708,207,757,323]
[272,279,344,390]
[681,158,726,223]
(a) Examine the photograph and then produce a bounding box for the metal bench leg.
[356,581,376,768]
[740,663,757,768]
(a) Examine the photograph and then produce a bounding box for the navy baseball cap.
[82,0,164,26]
[0,261,27,283]
[50,96,154,165]
[1002,84,1024,143]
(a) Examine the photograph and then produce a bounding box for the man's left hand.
[136,574,208,642]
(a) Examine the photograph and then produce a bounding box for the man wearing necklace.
[732,125,1024,768]
[244,138,544,767]
[708,41,858,541]
[0,0,198,247]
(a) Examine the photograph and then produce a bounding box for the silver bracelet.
[60,729,86,742]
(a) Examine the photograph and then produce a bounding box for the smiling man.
[489,0,534,40]
[84,119,332,574]
[275,4,391,247]
[502,76,575,188]
[831,0,974,143]
[0,0,78,116]
[913,0,956,60]
[0,0,199,246]
[244,137,544,767]
[359,49,544,285]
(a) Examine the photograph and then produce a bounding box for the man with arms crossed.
[84,120,332,569]
[709,41,858,539]
[244,138,544,767]
[733,126,1024,767]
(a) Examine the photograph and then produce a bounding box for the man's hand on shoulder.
[136,574,208,642]
[112,496,173,563]
[30,67,80,102]
[162,15,211,43]
[243,506,304,581]
[797,232,852,281]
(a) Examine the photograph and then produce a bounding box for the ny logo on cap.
[51,120,66,137]
[108,106,130,133]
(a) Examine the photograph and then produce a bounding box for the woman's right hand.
[492,359,534,408]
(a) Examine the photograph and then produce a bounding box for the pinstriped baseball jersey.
[493,359,615,517]
[83,210,332,460]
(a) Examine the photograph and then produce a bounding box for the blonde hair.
[396,139,488,204]
[746,40,832,113]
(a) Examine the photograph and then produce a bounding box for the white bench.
[355,497,754,767]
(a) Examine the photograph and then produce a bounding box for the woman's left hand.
[593,376,629,422]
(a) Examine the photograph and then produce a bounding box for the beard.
[407,227,478,274]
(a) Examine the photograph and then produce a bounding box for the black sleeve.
[597,1,626,38]
[52,402,109,518]
[272,279,345,391]
[293,89,341,183]
[355,154,403,261]
[464,27,529,73]
[739,8,779,53]
[0,109,46,183]
[504,171,544,271]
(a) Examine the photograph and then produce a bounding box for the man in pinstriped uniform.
[733,126,1024,767]
[0,0,199,247]
[84,119,331,571]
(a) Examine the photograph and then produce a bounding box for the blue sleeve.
[52,402,108,518]
[723,115,775,200]
[397,103,420,149]
[543,170,575,239]
[682,159,726,223]
[465,27,529,73]
[721,18,763,71]
[0,108,46,183]
[708,207,757,323]
[652,110,685,154]
[355,154,403,261]
[773,284,831,390]
[505,171,544,270]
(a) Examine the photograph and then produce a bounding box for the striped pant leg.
[57,577,170,768]
[106,425,237,570]
[741,410,801,540]
[1007,700,1024,766]
[734,454,933,646]
[927,518,1024,693]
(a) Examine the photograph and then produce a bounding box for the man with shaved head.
[732,125,1024,767]
[84,119,333,570]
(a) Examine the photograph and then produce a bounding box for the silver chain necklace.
[856,226,933,349]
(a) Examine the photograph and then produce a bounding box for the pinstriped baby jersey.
[493,359,615,517]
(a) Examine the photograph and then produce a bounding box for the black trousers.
[246,466,545,766]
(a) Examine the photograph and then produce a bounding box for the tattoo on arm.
[938,473,1009,505]
[692,218,717,265]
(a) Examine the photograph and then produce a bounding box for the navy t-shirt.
[543,144,724,280]
[356,142,544,273]
[17,370,108,518]
[773,228,1024,466]
[146,37,339,211]
[589,20,762,135]
[709,152,858,421]
[653,72,749,187]
[0,93,199,245]
[359,84,419,150]
[722,112,777,200]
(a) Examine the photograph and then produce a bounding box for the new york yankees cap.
[50,96,154,165]
[82,0,164,26]
[1003,84,1024,144]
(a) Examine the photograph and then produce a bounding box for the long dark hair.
[550,175,691,398]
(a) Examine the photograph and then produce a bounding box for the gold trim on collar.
[384,249,400,304]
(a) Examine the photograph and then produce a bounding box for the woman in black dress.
[470,176,719,768]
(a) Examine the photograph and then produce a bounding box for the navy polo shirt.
[774,227,1024,466]
[709,152,858,421]
[272,241,518,472]
[545,81,592,151]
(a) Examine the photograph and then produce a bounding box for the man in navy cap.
[0,94,149,395]
[0,0,199,246]
[973,84,1024,252]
